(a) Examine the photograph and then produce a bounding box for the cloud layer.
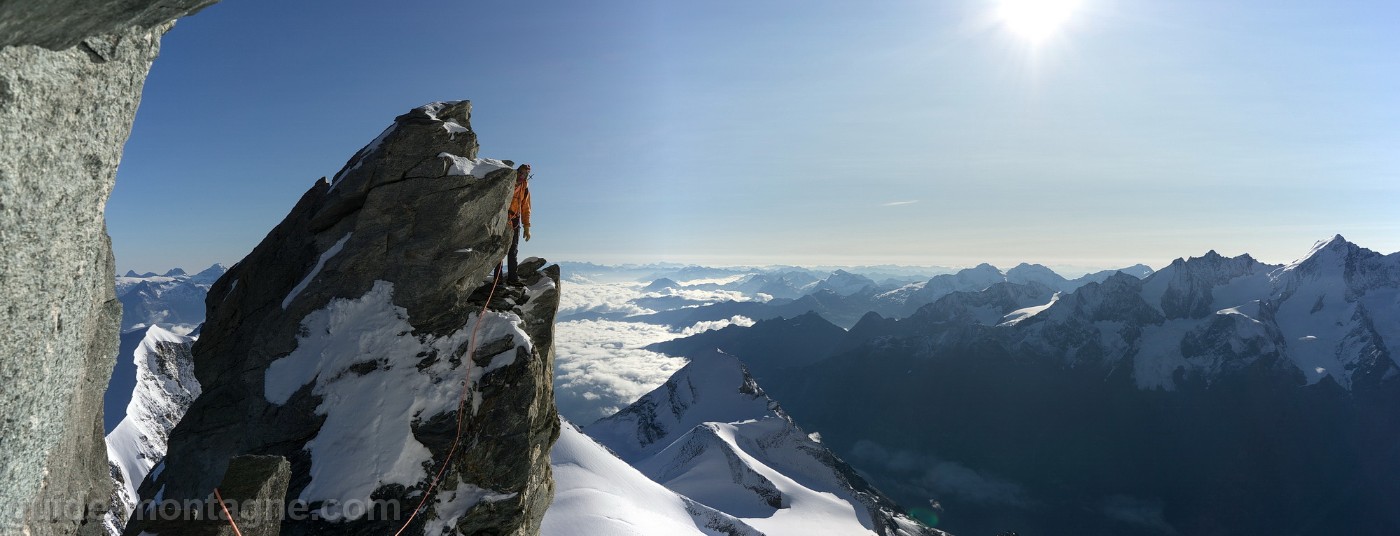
[558,277,654,318]
[551,276,775,424]
[680,315,755,337]
[554,319,688,424]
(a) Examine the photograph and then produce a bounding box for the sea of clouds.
[552,275,760,424]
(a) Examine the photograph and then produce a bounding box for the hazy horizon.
[117,232,1388,284]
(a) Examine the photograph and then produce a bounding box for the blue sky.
[108,0,1400,274]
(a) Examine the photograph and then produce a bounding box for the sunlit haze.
[996,0,1084,43]
[107,0,1400,273]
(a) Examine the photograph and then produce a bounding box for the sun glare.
[996,0,1084,44]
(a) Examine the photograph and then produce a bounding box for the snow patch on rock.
[263,280,531,520]
[281,232,352,310]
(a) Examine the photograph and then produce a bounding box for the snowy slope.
[586,353,945,536]
[585,351,776,461]
[1269,235,1400,387]
[542,420,762,536]
[103,326,200,536]
[913,281,1056,327]
[1000,292,1060,326]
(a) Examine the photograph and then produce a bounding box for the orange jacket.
[509,177,531,227]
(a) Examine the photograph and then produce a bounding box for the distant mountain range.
[623,262,1153,329]
[104,265,223,433]
[115,264,226,332]
[648,236,1400,535]
[115,238,1400,535]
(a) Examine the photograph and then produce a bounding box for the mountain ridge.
[653,236,1400,535]
[586,352,947,536]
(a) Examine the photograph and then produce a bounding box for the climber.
[496,163,532,285]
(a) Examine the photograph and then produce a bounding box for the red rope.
[393,274,503,535]
[214,487,244,536]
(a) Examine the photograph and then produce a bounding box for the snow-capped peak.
[585,351,777,461]
[189,263,229,285]
[584,353,945,536]
[1279,234,1356,277]
[1260,236,1400,388]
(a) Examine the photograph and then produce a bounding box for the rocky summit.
[122,101,560,535]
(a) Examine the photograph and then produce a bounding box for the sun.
[996,0,1084,44]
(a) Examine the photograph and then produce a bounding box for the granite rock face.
[136,455,292,536]
[124,102,560,535]
[211,455,294,536]
[0,17,197,535]
[0,0,218,49]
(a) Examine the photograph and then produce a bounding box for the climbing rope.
[213,487,244,536]
[393,273,504,535]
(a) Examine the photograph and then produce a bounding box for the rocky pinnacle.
[124,102,559,535]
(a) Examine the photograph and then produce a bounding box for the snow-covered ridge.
[999,236,1400,390]
[103,326,200,536]
[583,353,946,536]
[586,351,776,461]
[543,420,764,536]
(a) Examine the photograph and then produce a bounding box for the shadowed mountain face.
[652,238,1400,536]
[646,312,847,384]
[775,332,1398,536]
